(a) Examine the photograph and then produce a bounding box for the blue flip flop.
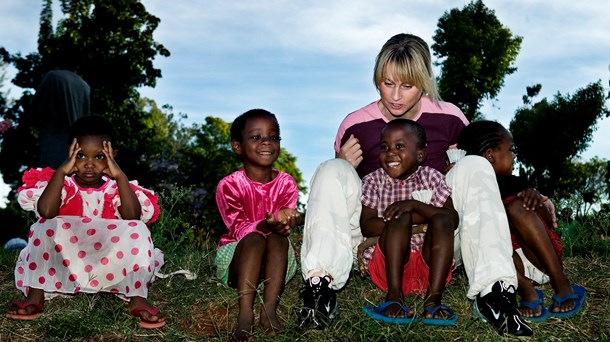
[548,285,586,319]
[421,304,458,326]
[363,301,417,324]
[520,289,550,322]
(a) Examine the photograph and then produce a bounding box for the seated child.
[360,119,459,326]
[457,120,586,322]
[214,109,300,340]
[6,115,165,329]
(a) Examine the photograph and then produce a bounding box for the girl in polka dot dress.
[6,115,166,329]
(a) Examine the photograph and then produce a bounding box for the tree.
[0,0,170,188]
[432,0,522,121]
[510,81,609,197]
[555,158,609,218]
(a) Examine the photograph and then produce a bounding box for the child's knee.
[429,214,455,234]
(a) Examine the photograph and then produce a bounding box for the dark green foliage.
[0,0,170,188]
[555,157,610,215]
[432,0,522,121]
[510,81,609,196]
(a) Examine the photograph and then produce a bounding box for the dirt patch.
[179,300,232,337]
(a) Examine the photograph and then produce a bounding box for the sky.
[0,0,609,206]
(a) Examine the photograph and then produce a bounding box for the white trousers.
[301,159,362,289]
[301,156,517,298]
[446,155,517,298]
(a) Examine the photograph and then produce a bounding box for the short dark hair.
[230,109,280,142]
[69,114,117,146]
[382,118,427,149]
[457,120,506,156]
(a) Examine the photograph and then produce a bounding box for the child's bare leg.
[505,200,574,313]
[259,234,289,335]
[7,287,45,316]
[513,252,541,317]
[378,214,413,318]
[228,234,265,341]
[421,214,453,318]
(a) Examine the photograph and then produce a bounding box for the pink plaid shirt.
[361,165,451,218]
[360,166,452,270]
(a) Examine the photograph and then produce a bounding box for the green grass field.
[1,228,609,341]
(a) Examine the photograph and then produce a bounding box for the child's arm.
[102,141,141,220]
[37,139,79,218]
[360,205,384,238]
[384,197,458,229]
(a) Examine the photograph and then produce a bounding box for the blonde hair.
[373,33,440,100]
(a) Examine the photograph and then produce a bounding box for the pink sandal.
[6,301,44,320]
[129,305,166,329]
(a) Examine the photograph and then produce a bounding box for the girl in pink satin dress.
[7,115,165,329]
[214,109,300,340]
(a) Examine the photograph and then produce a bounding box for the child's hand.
[517,188,546,211]
[58,139,80,175]
[265,209,300,237]
[541,197,557,228]
[277,208,301,226]
[383,200,415,221]
[101,141,124,179]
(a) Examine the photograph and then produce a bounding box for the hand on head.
[58,138,80,175]
[337,134,363,168]
[101,140,123,179]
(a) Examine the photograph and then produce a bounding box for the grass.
[1,227,610,342]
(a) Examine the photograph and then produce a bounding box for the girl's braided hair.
[457,120,506,156]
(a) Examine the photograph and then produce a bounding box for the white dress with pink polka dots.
[15,168,164,300]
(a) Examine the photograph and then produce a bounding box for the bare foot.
[259,306,282,335]
[519,290,543,318]
[382,302,414,318]
[232,310,254,341]
[550,287,576,313]
[6,288,45,319]
[127,296,166,328]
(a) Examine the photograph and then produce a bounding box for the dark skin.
[8,136,164,325]
[228,116,300,341]
[361,199,458,319]
[485,129,575,317]
[360,124,459,320]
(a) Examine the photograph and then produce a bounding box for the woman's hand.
[337,134,363,168]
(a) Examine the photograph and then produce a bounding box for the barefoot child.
[457,120,586,322]
[360,119,459,325]
[6,115,165,328]
[214,109,300,340]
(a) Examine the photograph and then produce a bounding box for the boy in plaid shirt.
[360,119,459,325]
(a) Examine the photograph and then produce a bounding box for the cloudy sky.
[0,0,609,205]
